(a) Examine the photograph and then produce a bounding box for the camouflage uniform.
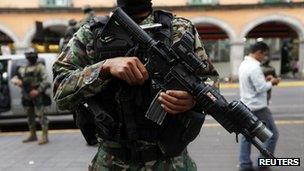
[53,12,218,170]
[17,62,51,143]
[90,141,197,170]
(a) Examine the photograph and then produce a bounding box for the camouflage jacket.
[53,12,219,110]
[17,62,51,98]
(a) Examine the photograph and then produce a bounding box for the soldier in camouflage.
[11,52,51,145]
[53,0,218,170]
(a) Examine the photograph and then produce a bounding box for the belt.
[101,140,165,163]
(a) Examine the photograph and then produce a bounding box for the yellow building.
[0,0,304,79]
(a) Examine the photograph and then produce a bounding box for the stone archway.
[21,19,68,52]
[240,14,304,78]
[0,24,19,55]
[0,23,20,49]
[191,16,238,79]
[0,24,19,44]
[191,16,237,42]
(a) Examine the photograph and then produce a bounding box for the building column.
[15,43,30,54]
[298,39,304,79]
[230,40,245,80]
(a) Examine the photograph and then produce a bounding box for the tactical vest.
[20,63,51,107]
[22,64,42,93]
[76,10,205,160]
[88,10,173,141]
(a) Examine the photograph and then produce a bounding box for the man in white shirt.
[238,42,280,171]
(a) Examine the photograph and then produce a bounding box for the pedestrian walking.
[238,42,280,171]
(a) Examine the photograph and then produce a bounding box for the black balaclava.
[25,52,38,65]
[117,0,152,22]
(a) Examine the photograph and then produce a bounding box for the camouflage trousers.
[89,146,197,171]
[24,105,48,131]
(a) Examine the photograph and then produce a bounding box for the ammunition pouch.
[21,82,33,107]
[42,93,52,106]
[116,83,205,158]
[74,103,98,145]
[158,111,205,157]
[21,96,33,107]
[74,79,121,145]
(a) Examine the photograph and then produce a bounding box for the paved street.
[0,130,96,171]
[0,84,303,171]
[190,117,304,171]
[0,118,303,171]
[221,83,304,116]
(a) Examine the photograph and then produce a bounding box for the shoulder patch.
[172,17,193,28]
[172,16,195,41]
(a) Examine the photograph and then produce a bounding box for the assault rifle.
[106,8,275,158]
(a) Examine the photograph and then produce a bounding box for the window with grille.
[261,0,291,3]
[40,0,72,7]
[189,0,218,5]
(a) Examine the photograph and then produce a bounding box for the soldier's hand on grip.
[29,89,40,99]
[158,90,196,115]
[101,57,149,85]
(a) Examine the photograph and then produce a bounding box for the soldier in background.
[59,19,78,52]
[59,5,95,52]
[11,51,51,145]
[238,42,280,171]
[77,5,96,28]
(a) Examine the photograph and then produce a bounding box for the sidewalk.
[0,118,303,171]
[0,130,96,171]
[220,80,304,89]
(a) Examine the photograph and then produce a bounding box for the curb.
[220,81,304,89]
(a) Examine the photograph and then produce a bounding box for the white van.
[0,53,68,118]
